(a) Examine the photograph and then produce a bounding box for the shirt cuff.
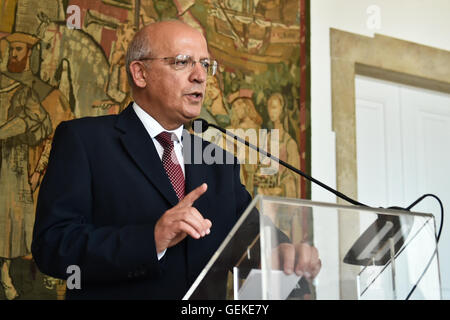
[157,249,167,260]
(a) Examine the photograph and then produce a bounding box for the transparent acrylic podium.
[183,195,441,300]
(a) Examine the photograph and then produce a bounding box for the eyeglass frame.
[138,54,218,76]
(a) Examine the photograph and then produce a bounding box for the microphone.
[192,118,367,207]
[193,119,444,299]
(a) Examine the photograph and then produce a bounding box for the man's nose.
[189,61,207,84]
[11,48,21,57]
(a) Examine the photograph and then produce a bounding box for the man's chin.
[182,114,200,126]
[183,105,202,120]
[7,59,27,73]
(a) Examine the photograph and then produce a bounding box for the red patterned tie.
[155,132,185,200]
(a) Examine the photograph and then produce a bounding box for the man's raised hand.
[154,183,212,254]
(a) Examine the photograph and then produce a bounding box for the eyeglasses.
[139,54,218,76]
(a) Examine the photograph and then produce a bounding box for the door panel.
[355,75,450,298]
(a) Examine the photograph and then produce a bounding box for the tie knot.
[155,131,175,150]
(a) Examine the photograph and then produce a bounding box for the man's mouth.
[185,92,203,100]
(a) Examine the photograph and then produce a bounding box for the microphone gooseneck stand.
[192,118,444,300]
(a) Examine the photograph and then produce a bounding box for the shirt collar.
[132,102,184,144]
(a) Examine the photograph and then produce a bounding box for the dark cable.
[404,194,444,300]
[194,119,445,300]
[196,119,369,207]
[406,194,444,241]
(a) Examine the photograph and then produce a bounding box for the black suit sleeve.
[32,121,161,283]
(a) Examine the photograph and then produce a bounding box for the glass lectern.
[183,195,441,300]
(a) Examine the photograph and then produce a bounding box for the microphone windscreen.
[192,118,209,134]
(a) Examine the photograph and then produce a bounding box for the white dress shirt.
[132,102,185,260]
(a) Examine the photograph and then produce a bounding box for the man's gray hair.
[125,30,152,87]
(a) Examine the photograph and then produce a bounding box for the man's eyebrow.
[179,54,210,59]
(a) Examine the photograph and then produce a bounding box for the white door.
[355,75,450,299]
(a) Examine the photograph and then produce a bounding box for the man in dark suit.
[31,20,320,299]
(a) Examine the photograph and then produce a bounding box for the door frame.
[329,28,450,298]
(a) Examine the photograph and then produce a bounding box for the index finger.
[176,183,208,208]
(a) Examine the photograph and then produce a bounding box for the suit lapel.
[183,133,210,216]
[117,106,213,278]
[183,134,203,194]
[184,134,216,280]
[115,104,179,207]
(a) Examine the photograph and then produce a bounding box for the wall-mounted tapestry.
[0,0,310,299]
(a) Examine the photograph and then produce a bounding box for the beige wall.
[310,0,450,299]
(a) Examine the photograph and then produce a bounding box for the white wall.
[310,0,450,299]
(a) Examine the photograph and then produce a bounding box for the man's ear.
[129,61,147,88]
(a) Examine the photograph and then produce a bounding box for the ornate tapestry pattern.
[0,0,310,299]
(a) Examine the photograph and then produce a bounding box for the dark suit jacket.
[31,104,253,299]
